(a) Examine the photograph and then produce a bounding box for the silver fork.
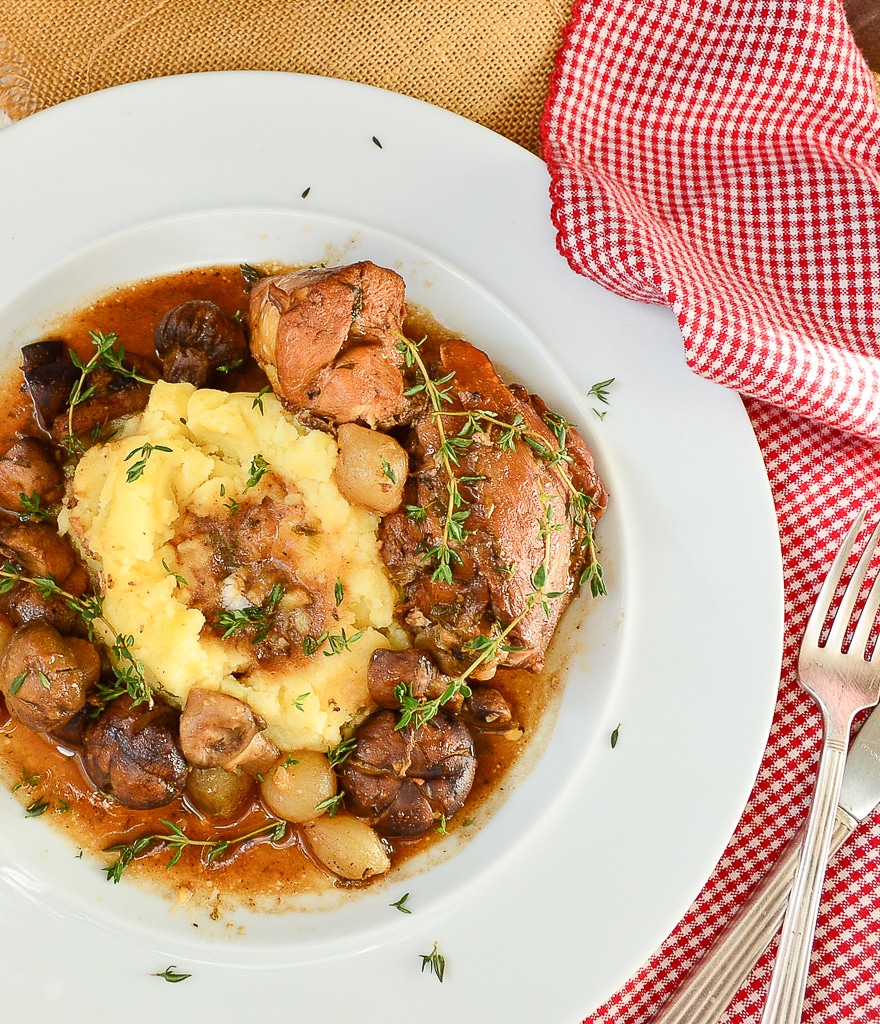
[761,509,880,1024]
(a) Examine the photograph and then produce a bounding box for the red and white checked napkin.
[542,1,880,1021]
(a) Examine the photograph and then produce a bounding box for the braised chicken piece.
[249,261,409,428]
[338,708,476,837]
[381,339,607,675]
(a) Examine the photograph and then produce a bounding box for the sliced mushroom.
[179,688,278,774]
[81,696,188,809]
[154,300,248,387]
[0,620,99,732]
[339,709,476,837]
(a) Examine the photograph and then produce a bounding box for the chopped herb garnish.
[610,723,621,748]
[17,492,53,521]
[420,941,446,983]
[244,453,269,490]
[215,582,285,643]
[153,966,192,983]
[327,736,357,768]
[291,692,310,712]
[124,443,172,483]
[302,628,364,658]
[161,559,188,588]
[64,331,153,454]
[588,377,615,405]
[240,263,264,285]
[334,579,344,606]
[252,385,271,414]
[390,892,412,914]
[372,135,383,149]
[315,793,344,816]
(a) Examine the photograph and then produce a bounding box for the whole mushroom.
[82,696,188,809]
[154,300,248,387]
[178,688,278,774]
[338,709,476,837]
[0,437,64,514]
[0,619,99,732]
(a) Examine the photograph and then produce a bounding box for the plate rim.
[0,70,783,1023]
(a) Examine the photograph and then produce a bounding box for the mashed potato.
[59,381,401,751]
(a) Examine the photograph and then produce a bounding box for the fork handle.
[760,735,848,1024]
[652,808,856,1024]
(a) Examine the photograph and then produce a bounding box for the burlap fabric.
[0,0,571,153]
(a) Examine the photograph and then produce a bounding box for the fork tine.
[803,508,867,645]
[849,523,880,657]
[826,513,880,651]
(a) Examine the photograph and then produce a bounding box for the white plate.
[0,72,782,1022]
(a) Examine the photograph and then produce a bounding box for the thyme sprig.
[125,442,172,483]
[302,627,365,657]
[439,407,605,597]
[395,334,468,585]
[216,582,285,643]
[394,332,606,598]
[65,331,153,453]
[0,562,151,706]
[395,499,564,730]
[420,941,446,983]
[104,818,287,882]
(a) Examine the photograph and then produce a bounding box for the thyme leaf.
[153,966,192,983]
[390,892,412,913]
[215,582,285,643]
[124,443,172,483]
[420,941,446,983]
[244,453,270,490]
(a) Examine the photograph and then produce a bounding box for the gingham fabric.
[541,2,880,1022]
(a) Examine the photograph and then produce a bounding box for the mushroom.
[20,341,79,432]
[20,341,155,443]
[154,300,248,387]
[462,685,514,729]
[366,647,460,709]
[178,688,279,775]
[0,620,99,732]
[81,695,188,809]
[338,709,477,837]
[0,522,90,632]
[0,437,65,514]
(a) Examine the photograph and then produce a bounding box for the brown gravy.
[0,266,560,913]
